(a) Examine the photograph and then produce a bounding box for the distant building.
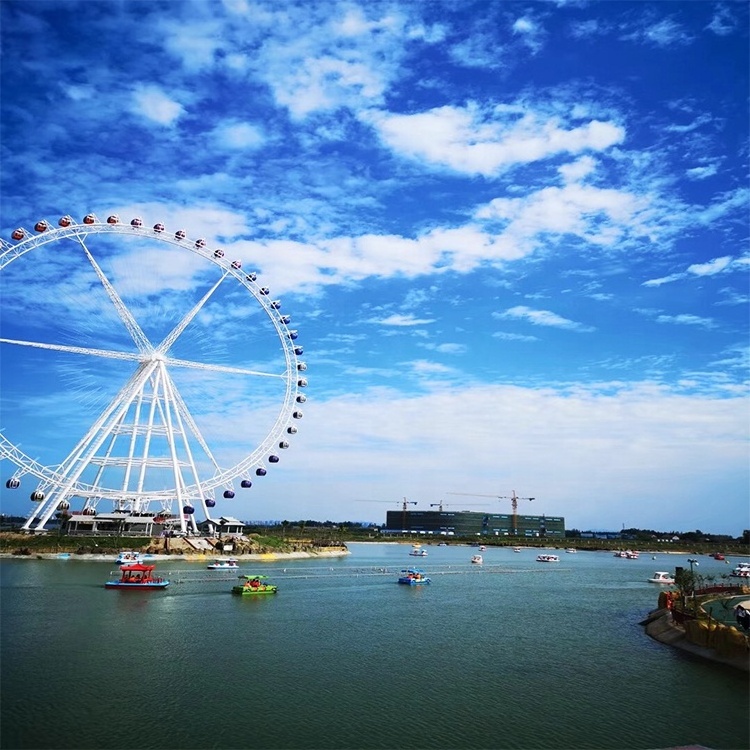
[197,516,245,536]
[64,512,160,536]
[384,510,565,538]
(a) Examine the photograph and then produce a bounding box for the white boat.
[207,558,239,570]
[115,550,143,565]
[648,571,675,584]
[513,546,522,553]
[409,544,428,557]
[565,548,577,554]
[536,554,559,563]
[731,562,750,578]
[471,554,483,564]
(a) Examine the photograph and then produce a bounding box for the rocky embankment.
[642,597,750,673]
[0,532,349,561]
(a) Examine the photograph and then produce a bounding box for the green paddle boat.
[232,575,278,596]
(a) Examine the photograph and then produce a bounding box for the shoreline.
[0,549,350,563]
[642,607,750,673]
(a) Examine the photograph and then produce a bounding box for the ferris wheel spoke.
[157,271,229,355]
[164,356,287,379]
[75,235,154,354]
[162,373,221,471]
[0,337,143,362]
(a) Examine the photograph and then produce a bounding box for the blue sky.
[1,0,748,535]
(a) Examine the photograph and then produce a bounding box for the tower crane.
[447,490,534,536]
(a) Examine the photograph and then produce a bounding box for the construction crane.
[398,497,417,527]
[447,490,534,536]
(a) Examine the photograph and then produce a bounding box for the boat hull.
[232,585,277,595]
[105,581,170,589]
[398,578,430,585]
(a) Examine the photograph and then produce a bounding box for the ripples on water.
[1,544,748,750]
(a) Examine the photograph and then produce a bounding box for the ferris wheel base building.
[384,510,565,538]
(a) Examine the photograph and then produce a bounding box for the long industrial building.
[384,509,565,538]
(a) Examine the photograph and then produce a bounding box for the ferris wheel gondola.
[0,213,307,534]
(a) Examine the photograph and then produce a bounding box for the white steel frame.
[0,218,304,534]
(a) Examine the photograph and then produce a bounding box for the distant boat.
[409,544,428,557]
[648,571,675,584]
[513,547,522,553]
[207,558,239,570]
[614,550,639,559]
[397,568,431,585]
[471,554,483,565]
[115,550,143,565]
[565,548,577,554]
[536,554,559,563]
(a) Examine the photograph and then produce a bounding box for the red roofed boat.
[105,564,170,589]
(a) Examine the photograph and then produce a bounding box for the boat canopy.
[120,564,155,572]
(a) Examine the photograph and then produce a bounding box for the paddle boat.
[105,564,169,589]
[397,568,431,585]
[513,546,522,553]
[409,544,428,557]
[207,558,239,570]
[115,550,143,565]
[232,575,278,595]
[536,554,560,563]
[470,554,483,564]
[565,548,577,554]
[648,571,675,584]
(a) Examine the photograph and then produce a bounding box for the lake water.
[1,543,748,750]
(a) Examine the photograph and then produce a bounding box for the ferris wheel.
[0,213,307,534]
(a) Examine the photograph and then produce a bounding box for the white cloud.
[655,314,715,328]
[212,121,265,150]
[512,15,545,53]
[130,85,184,126]
[623,18,693,47]
[371,314,436,327]
[558,155,597,183]
[367,104,625,176]
[498,305,594,332]
[686,165,718,180]
[492,331,538,342]
[476,182,642,250]
[706,6,739,36]
[644,255,736,287]
[642,273,686,287]
[687,256,732,277]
